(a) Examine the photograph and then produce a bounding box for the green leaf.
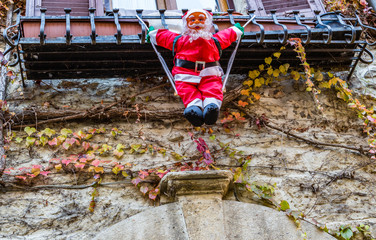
[209,134,216,140]
[131,144,141,152]
[340,228,353,240]
[40,136,48,146]
[60,128,72,137]
[25,136,36,147]
[171,152,183,161]
[280,200,290,211]
[15,137,23,143]
[24,127,36,136]
[44,128,56,137]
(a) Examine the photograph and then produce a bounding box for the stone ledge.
[160,170,233,203]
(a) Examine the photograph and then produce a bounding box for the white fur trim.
[204,98,222,109]
[174,74,201,83]
[148,29,158,45]
[230,26,243,39]
[199,66,223,77]
[187,98,203,108]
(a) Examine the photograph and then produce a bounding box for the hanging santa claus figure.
[148,9,244,126]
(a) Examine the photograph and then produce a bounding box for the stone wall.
[1,27,376,240]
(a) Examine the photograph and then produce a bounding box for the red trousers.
[175,75,223,109]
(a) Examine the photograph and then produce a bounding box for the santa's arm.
[213,26,243,49]
[148,29,179,51]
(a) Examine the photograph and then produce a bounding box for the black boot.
[203,103,219,125]
[184,106,204,127]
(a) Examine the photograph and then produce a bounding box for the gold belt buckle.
[195,61,206,72]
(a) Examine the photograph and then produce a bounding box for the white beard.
[184,28,212,42]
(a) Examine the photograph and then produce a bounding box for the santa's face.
[186,12,207,32]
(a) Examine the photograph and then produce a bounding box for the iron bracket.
[64,8,72,45]
[270,10,288,44]
[89,8,97,45]
[113,8,122,45]
[293,10,311,44]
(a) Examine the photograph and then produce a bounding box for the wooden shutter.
[248,0,326,17]
[41,0,89,16]
[26,0,104,16]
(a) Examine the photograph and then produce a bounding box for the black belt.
[175,58,220,72]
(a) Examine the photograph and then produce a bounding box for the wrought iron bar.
[136,9,146,44]
[89,8,97,45]
[354,11,376,46]
[348,43,367,80]
[334,11,356,44]
[113,8,122,45]
[64,8,72,45]
[247,10,264,45]
[227,9,236,25]
[314,10,332,44]
[270,10,288,44]
[159,9,168,29]
[293,10,311,44]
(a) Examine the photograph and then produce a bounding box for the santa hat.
[182,9,213,22]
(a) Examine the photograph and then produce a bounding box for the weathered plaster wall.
[1,44,376,239]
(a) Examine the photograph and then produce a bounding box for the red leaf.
[62,159,71,166]
[131,177,142,185]
[91,159,101,167]
[82,142,90,151]
[138,170,149,179]
[140,186,149,195]
[48,138,58,146]
[40,171,51,176]
[75,163,85,169]
[15,175,27,180]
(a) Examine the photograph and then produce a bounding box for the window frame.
[246,0,326,17]
[26,0,104,16]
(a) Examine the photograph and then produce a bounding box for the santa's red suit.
[149,23,242,110]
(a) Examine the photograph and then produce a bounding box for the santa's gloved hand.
[234,23,244,38]
[146,26,155,43]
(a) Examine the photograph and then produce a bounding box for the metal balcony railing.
[3,8,376,83]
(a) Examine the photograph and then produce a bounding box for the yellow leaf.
[265,57,272,65]
[254,78,262,88]
[318,82,330,88]
[240,89,250,96]
[291,71,300,81]
[279,65,286,74]
[328,72,334,78]
[55,164,62,172]
[273,52,281,58]
[280,46,286,51]
[265,77,272,85]
[94,167,104,173]
[273,69,280,77]
[267,67,273,76]
[329,77,338,86]
[283,63,290,72]
[248,98,254,104]
[248,70,260,79]
[259,64,264,71]
[243,80,253,87]
[252,92,261,100]
[314,72,323,81]
[122,171,129,178]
